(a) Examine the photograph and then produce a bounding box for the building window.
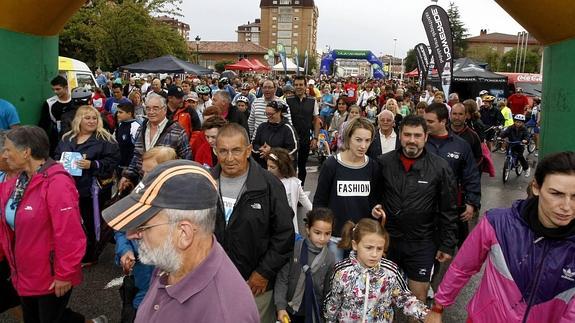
[272,24,276,29]
[272,40,276,44]
[278,22,292,30]
[273,0,278,4]
[280,0,291,4]
[279,15,292,23]
[278,38,292,46]
[278,7,292,14]
[294,24,298,29]
[272,8,278,12]
[272,32,276,36]
[293,40,298,45]
[277,30,292,38]
[503,46,513,53]
[295,1,300,4]
[293,32,298,37]
[272,16,277,21]
[294,8,299,12]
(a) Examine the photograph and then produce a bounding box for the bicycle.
[502,140,525,184]
[485,125,504,152]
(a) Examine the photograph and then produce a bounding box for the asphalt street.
[0,149,537,323]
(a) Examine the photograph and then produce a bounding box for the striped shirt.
[248,97,291,139]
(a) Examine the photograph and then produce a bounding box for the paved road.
[0,150,537,323]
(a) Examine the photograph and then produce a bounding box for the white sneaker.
[525,168,531,177]
[92,315,108,323]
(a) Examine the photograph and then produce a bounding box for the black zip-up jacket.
[213,158,295,287]
[500,125,529,143]
[54,134,120,197]
[426,132,482,210]
[251,118,298,167]
[376,149,459,254]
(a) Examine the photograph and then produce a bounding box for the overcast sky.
[180,0,525,58]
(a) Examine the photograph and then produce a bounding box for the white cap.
[308,79,315,85]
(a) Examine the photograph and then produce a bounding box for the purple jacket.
[435,199,575,322]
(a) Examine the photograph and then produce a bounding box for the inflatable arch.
[320,50,386,79]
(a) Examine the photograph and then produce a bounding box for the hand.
[75,159,91,169]
[310,138,318,150]
[371,204,386,224]
[424,311,442,323]
[247,271,269,296]
[119,177,134,193]
[49,279,72,297]
[522,140,528,144]
[460,204,475,222]
[277,310,290,323]
[435,251,452,263]
[120,251,136,274]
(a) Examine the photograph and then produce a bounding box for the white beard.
[138,234,182,274]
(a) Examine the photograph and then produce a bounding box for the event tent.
[427,58,508,100]
[224,59,257,71]
[272,58,304,72]
[121,55,212,75]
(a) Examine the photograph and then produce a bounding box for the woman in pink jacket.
[0,126,102,322]
[428,151,575,323]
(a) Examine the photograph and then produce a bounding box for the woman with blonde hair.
[127,89,145,123]
[385,98,403,131]
[55,105,120,266]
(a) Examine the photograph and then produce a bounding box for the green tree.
[214,60,235,73]
[60,0,189,70]
[403,49,417,72]
[447,2,469,59]
[500,49,541,73]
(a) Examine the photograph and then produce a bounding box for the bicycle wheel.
[527,140,536,154]
[502,156,511,183]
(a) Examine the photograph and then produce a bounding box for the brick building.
[237,19,261,45]
[466,29,541,57]
[259,0,318,58]
[189,41,268,70]
[155,15,190,41]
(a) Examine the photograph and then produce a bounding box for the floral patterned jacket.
[323,252,428,322]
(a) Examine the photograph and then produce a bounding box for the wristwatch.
[431,303,444,314]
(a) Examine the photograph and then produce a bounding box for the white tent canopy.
[272,58,304,72]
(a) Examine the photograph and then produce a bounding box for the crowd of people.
[0,70,572,323]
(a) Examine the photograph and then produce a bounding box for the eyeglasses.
[217,147,247,157]
[145,106,164,113]
[133,222,173,235]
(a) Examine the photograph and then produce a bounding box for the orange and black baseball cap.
[103,160,218,231]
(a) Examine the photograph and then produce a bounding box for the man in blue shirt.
[104,83,131,114]
[0,99,21,130]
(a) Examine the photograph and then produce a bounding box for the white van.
[58,56,98,89]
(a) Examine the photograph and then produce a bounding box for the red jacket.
[0,161,86,296]
[193,132,216,167]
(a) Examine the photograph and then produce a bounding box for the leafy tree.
[447,2,469,59]
[60,0,189,70]
[403,49,417,72]
[500,48,541,73]
[215,60,235,73]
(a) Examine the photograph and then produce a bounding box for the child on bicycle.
[500,114,530,177]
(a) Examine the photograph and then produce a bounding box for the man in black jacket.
[425,103,481,244]
[372,115,458,302]
[213,123,294,323]
[286,75,321,185]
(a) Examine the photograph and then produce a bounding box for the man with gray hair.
[103,160,259,323]
[118,94,191,192]
[367,110,400,159]
[211,90,250,136]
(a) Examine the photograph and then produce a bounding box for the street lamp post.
[392,38,397,80]
[195,35,201,65]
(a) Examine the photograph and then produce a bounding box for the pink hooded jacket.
[0,161,86,296]
[435,200,575,322]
